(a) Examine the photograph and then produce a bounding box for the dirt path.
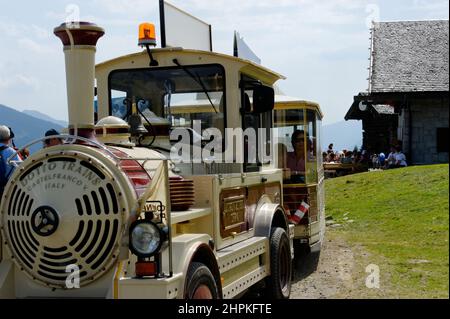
[290,231,375,299]
[290,233,354,299]
[243,228,389,299]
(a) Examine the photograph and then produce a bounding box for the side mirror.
[252,86,274,114]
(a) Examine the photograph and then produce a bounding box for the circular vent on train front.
[0,153,130,289]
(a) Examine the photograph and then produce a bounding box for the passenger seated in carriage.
[278,129,306,184]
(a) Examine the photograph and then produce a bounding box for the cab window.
[108,64,225,142]
[240,74,273,173]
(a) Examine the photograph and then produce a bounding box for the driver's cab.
[94,48,287,251]
[94,48,283,176]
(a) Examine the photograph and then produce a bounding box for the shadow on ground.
[241,242,321,299]
[292,243,321,283]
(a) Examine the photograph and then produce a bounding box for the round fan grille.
[1,152,129,289]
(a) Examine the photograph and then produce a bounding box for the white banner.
[234,31,261,64]
[161,1,212,51]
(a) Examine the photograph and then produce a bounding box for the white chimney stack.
[54,22,104,139]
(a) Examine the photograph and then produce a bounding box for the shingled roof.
[370,20,449,93]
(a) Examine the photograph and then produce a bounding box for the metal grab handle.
[6,134,119,164]
[7,134,172,168]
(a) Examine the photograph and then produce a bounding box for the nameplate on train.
[144,202,166,213]
[222,195,245,230]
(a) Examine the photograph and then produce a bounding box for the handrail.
[6,134,169,165]
[6,134,116,164]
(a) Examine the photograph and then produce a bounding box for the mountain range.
[22,110,68,127]
[321,120,362,152]
[0,104,64,154]
[1,103,362,154]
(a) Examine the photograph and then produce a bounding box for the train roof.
[96,47,286,85]
[274,95,323,119]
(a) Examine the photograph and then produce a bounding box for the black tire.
[185,262,219,299]
[266,227,292,299]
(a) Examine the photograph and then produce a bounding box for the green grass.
[325,164,449,298]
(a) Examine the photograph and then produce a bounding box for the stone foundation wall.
[401,96,449,164]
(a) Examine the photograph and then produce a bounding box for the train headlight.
[129,220,165,257]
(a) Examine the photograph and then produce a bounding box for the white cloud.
[0,21,21,37]
[96,34,140,62]
[185,0,302,11]
[17,38,53,54]
[0,21,52,39]
[171,0,369,27]
[93,0,158,15]
[167,0,371,59]
[0,74,40,91]
[31,24,51,39]
[411,0,450,17]
[45,9,68,21]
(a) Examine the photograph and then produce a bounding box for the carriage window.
[274,108,306,184]
[306,110,318,184]
[316,114,324,178]
[274,109,305,152]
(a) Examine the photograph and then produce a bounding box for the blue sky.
[0,0,448,125]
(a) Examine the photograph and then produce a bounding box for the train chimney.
[54,22,104,139]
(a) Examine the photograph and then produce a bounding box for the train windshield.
[108,64,225,135]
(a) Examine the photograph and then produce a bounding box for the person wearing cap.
[43,129,63,148]
[0,125,22,198]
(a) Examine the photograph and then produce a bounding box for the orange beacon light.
[138,23,156,47]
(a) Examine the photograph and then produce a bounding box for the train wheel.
[266,227,292,299]
[185,262,219,299]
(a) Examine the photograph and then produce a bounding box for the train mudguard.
[253,195,289,238]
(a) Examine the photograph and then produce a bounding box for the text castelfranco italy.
[20,161,103,192]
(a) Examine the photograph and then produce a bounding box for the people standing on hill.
[359,150,370,165]
[327,143,334,154]
[386,145,396,169]
[378,152,386,168]
[352,151,362,164]
[385,145,407,169]
[341,151,353,164]
[19,148,30,160]
[0,125,22,198]
[371,153,379,168]
[393,146,407,168]
[327,152,337,163]
[43,129,63,148]
[335,150,344,162]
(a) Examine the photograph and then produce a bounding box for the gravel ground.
[243,229,385,299]
[290,233,359,299]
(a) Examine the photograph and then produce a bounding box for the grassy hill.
[325,164,449,298]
